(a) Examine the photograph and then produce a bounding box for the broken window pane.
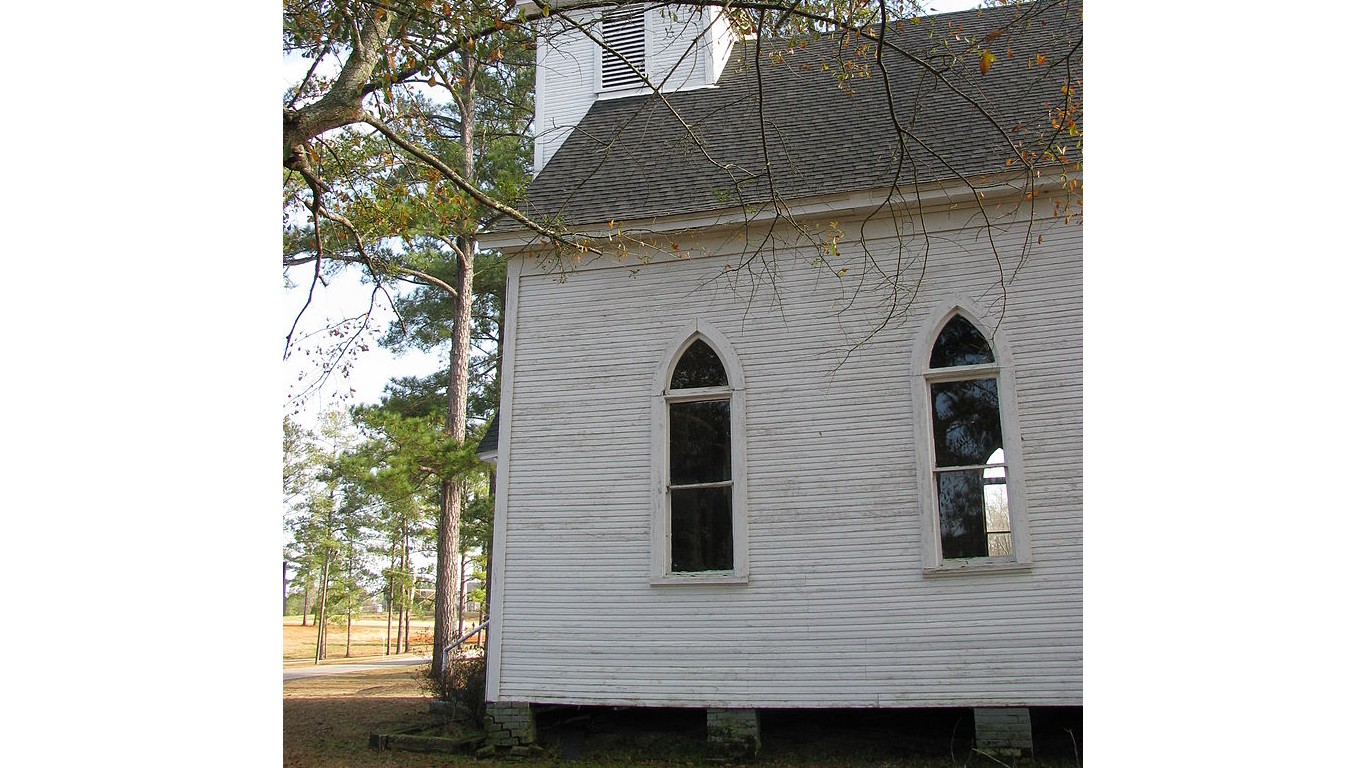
[670,339,728,389]
[671,487,734,572]
[937,463,1012,560]
[930,315,994,368]
[984,464,1012,558]
[669,399,731,485]
[930,378,1002,467]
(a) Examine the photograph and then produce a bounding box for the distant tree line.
[284,402,494,662]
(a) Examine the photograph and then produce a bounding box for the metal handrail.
[444,619,490,656]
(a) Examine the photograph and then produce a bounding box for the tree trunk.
[315,498,335,663]
[314,557,330,663]
[386,544,395,656]
[301,581,310,626]
[431,50,479,679]
[403,532,413,654]
[403,582,413,653]
[345,554,353,658]
[434,476,461,674]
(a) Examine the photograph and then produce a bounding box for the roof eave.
[480,168,1076,254]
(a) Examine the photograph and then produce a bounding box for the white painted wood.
[485,254,525,701]
[530,5,736,173]
[641,6,729,93]
[530,10,597,174]
[488,198,1081,709]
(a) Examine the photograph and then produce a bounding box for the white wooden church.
[478,1,1081,756]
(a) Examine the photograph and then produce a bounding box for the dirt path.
[284,665,453,767]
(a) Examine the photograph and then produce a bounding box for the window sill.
[597,84,651,100]
[922,559,1032,577]
[650,572,749,586]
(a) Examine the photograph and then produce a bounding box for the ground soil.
[283,618,1081,767]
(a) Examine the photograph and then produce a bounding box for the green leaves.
[344,405,479,498]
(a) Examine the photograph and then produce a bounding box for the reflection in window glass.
[669,400,731,485]
[930,315,994,368]
[670,340,728,389]
[936,469,987,558]
[670,487,734,571]
[931,379,1002,467]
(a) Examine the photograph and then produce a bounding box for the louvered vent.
[601,8,646,89]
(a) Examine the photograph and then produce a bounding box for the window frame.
[650,321,748,585]
[913,304,1032,574]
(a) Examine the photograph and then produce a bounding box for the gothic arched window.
[921,312,1030,566]
[666,339,733,572]
[653,326,748,583]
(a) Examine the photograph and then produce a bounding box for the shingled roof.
[475,411,500,457]
[495,1,1081,233]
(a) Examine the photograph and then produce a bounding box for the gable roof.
[476,411,500,458]
[495,1,1081,234]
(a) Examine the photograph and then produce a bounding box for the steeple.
[519,2,739,174]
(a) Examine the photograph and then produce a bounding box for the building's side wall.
[491,203,1082,708]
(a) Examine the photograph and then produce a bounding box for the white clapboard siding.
[531,10,598,174]
[645,6,731,92]
[533,7,733,173]
[492,203,1081,708]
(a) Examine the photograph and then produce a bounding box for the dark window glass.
[930,378,1002,467]
[670,487,734,571]
[670,340,728,389]
[930,315,994,368]
[669,399,731,485]
[936,469,988,559]
[665,336,735,574]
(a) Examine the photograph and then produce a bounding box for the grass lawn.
[283,613,437,661]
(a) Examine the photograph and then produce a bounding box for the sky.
[283,268,447,430]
